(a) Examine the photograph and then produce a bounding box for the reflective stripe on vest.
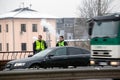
[58,41,65,46]
[35,40,45,50]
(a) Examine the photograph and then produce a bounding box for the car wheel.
[30,64,40,69]
[63,66,68,68]
[74,66,77,68]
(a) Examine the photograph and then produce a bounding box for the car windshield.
[92,21,119,38]
[33,48,53,58]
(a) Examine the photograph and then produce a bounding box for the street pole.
[12,18,15,51]
[98,0,101,16]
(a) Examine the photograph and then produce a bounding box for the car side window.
[68,47,83,55]
[54,48,66,56]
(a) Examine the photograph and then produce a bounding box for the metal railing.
[0,51,33,70]
[0,67,120,80]
[0,51,33,60]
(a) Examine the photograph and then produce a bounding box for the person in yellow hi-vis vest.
[33,35,47,54]
[56,36,68,47]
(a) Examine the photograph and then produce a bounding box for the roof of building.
[0,7,58,19]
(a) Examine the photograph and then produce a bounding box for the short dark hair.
[60,36,64,39]
[38,35,42,38]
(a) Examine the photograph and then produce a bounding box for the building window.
[32,24,37,32]
[21,43,26,51]
[43,27,48,32]
[6,24,8,32]
[64,24,70,27]
[57,19,63,23]
[21,24,26,32]
[67,33,73,40]
[0,25,1,33]
[69,24,73,27]
[6,43,9,51]
[64,24,67,27]
[0,43,2,51]
[60,30,64,36]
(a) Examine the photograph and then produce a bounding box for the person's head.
[59,36,64,41]
[38,35,42,40]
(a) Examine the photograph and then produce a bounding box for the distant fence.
[0,51,33,70]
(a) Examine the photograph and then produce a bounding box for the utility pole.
[98,0,101,16]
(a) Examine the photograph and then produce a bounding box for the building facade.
[0,7,56,51]
[56,18,89,49]
[56,18,75,40]
[56,18,88,40]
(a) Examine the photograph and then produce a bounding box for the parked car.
[5,46,90,70]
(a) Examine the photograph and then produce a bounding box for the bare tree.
[78,0,113,18]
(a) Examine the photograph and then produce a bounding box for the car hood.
[8,56,44,64]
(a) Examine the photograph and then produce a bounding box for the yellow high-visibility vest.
[58,41,65,46]
[35,40,45,50]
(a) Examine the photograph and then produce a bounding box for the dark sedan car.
[5,46,90,70]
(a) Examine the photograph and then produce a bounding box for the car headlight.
[90,60,95,65]
[14,63,26,67]
[110,61,119,66]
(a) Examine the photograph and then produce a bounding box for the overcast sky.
[0,0,81,18]
[0,0,120,18]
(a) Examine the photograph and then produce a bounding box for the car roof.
[48,46,90,52]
